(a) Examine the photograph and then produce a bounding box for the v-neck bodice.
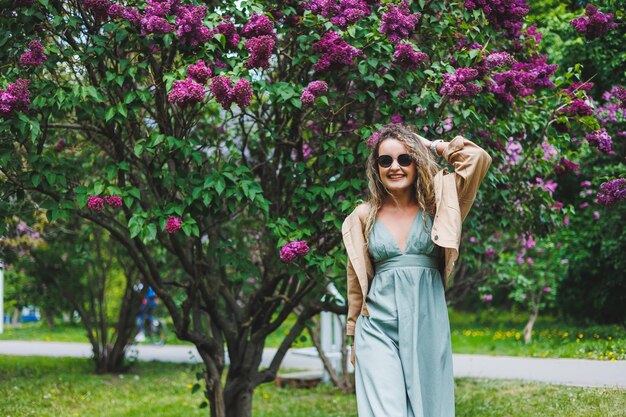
[367,210,439,264]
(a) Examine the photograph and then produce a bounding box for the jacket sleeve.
[345,255,362,336]
[442,135,492,221]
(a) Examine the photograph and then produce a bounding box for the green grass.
[3,309,626,361]
[449,308,626,360]
[1,356,624,417]
[0,321,192,346]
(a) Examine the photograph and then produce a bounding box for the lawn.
[0,356,624,417]
[2,308,625,360]
[448,308,626,360]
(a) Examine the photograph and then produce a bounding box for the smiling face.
[376,138,416,194]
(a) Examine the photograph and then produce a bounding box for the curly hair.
[362,123,441,246]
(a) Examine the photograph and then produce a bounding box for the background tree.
[1,0,622,416]
[1,215,145,373]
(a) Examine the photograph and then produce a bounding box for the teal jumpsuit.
[354,211,455,417]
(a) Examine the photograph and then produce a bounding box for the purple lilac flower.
[187,60,212,84]
[280,239,310,263]
[87,196,105,211]
[0,78,30,119]
[242,13,274,38]
[593,211,600,219]
[83,0,112,21]
[559,99,594,117]
[535,177,558,196]
[481,294,493,302]
[379,0,420,43]
[614,86,626,108]
[300,89,316,106]
[484,247,496,256]
[312,31,362,72]
[19,40,48,67]
[165,216,182,233]
[543,286,552,293]
[210,75,233,109]
[245,35,275,69]
[107,5,142,26]
[597,178,626,206]
[489,55,557,102]
[104,195,123,208]
[366,130,381,148]
[300,81,329,106]
[307,81,328,96]
[585,129,612,153]
[392,43,428,70]
[302,144,313,160]
[439,68,482,99]
[232,78,253,108]
[525,24,543,45]
[485,52,514,69]
[141,15,175,34]
[175,5,212,46]
[504,140,522,165]
[145,0,177,16]
[581,180,592,187]
[596,86,626,125]
[554,157,579,175]
[167,78,205,107]
[469,236,477,243]
[215,20,240,49]
[464,0,529,38]
[521,232,535,249]
[541,141,557,161]
[489,70,534,102]
[512,55,558,89]
[569,4,618,41]
[563,81,594,98]
[390,114,403,123]
[304,0,371,29]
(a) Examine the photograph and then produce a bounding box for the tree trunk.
[224,380,254,417]
[523,305,539,344]
[11,308,20,326]
[43,308,55,329]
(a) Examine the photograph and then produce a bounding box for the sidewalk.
[1,340,625,389]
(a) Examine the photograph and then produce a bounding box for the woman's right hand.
[350,337,355,366]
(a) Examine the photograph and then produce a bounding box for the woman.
[342,123,492,417]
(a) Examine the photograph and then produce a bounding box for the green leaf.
[32,174,41,187]
[146,223,157,240]
[94,183,105,195]
[134,142,144,157]
[116,103,128,118]
[215,178,226,195]
[105,107,116,122]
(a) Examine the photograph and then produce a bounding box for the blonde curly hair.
[362,123,441,246]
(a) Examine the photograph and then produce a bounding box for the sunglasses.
[376,153,413,168]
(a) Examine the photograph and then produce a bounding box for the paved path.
[1,341,625,389]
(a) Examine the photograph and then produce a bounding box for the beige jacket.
[341,136,492,336]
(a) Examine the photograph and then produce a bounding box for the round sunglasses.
[376,153,413,168]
